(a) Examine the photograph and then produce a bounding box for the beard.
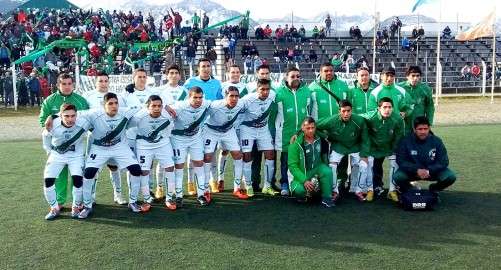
[290,79,300,89]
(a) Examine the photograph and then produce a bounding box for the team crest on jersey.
[260,106,265,112]
[389,129,394,135]
[429,148,436,160]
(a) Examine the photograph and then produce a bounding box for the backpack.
[400,189,438,211]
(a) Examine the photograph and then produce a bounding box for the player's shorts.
[85,142,138,170]
[171,134,204,163]
[202,127,240,153]
[136,143,175,170]
[329,151,361,165]
[44,151,84,178]
[239,125,274,152]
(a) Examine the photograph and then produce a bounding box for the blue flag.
[412,0,436,12]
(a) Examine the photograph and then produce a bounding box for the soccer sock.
[350,164,360,193]
[110,170,122,194]
[156,164,163,188]
[148,172,154,190]
[204,162,212,184]
[218,153,227,181]
[193,166,206,197]
[242,161,252,190]
[264,159,275,188]
[91,178,97,203]
[174,168,184,199]
[233,158,243,188]
[329,164,339,193]
[140,175,151,202]
[128,175,141,204]
[357,160,369,193]
[367,158,374,192]
[388,159,398,192]
[44,185,58,209]
[187,162,193,183]
[72,186,83,208]
[165,170,175,200]
[210,157,217,182]
[82,178,95,208]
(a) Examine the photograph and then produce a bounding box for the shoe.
[175,197,184,208]
[113,192,127,205]
[366,190,374,202]
[145,196,154,204]
[155,187,165,200]
[70,205,83,219]
[187,182,196,196]
[374,186,385,197]
[128,202,142,213]
[204,191,212,204]
[233,189,249,199]
[209,181,219,193]
[262,186,279,196]
[140,203,152,212]
[165,199,177,211]
[355,192,366,202]
[78,207,93,219]
[280,183,289,196]
[246,187,255,197]
[217,180,225,192]
[331,191,339,203]
[387,190,399,202]
[45,207,61,220]
[197,196,209,206]
[321,198,335,208]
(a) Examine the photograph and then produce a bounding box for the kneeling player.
[42,104,90,220]
[202,86,246,198]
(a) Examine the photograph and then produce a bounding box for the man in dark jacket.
[394,116,456,195]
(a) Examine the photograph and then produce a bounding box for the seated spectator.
[244,55,253,74]
[319,27,326,39]
[275,25,285,42]
[287,47,294,63]
[255,26,265,40]
[293,45,303,62]
[86,64,98,76]
[401,37,411,51]
[273,46,283,63]
[308,46,317,63]
[248,42,259,56]
[353,26,362,40]
[418,26,425,38]
[471,63,481,78]
[461,63,471,80]
[412,27,419,39]
[241,42,250,58]
[253,56,263,73]
[312,26,320,40]
[299,25,306,41]
[263,25,272,39]
[442,26,452,39]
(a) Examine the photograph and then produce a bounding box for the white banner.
[76,74,134,95]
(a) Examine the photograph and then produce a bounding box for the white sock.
[165,170,175,200]
[91,178,97,203]
[187,162,193,183]
[148,172,154,190]
[175,168,184,198]
[350,164,360,193]
[218,153,227,181]
[72,186,83,208]
[389,159,398,192]
[233,158,243,188]
[128,175,141,204]
[44,185,57,209]
[110,170,122,193]
[210,157,217,182]
[82,177,95,208]
[140,175,151,201]
[242,161,252,190]
[264,159,275,188]
[156,164,163,188]
[329,164,339,193]
[367,158,374,192]
[193,166,206,197]
[204,162,212,184]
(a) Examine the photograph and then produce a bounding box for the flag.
[412,0,436,12]
[456,11,495,41]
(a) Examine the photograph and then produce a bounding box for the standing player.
[309,62,348,120]
[348,67,379,115]
[42,104,90,220]
[240,79,277,196]
[202,86,246,198]
[171,86,212,206]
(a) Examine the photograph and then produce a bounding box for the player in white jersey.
[128,95,178,210]
[171,86,211,206]
[202,86,247,199]
[42,104,90,220]
[239,79,277,196]
[82,72,127,205]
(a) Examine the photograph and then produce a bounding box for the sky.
[70,0,499,23]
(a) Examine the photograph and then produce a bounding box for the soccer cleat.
[217,180,225,192]
[262,186,279,196]
[355,192,366,202]
[331,191,339,203]
[387,190,399,202]
[128,202,142,213]
[145,196,154,204]
[78,207,93,219]
[113,192,127,205]
[197,196,209,206]
[204,191,212,204]
[155,187,165,200]
[233,189,249,200]
[165,199,177,211]
[45,207,61,220]
[246,187,255,197]
[70,205,83,219]
[366,190,374,202]
[321,198,335,208]
[280,183,289,196]
[209,181,219,193]
[140,203,152,212]
[175,197,184,208]
[187,182,196,196]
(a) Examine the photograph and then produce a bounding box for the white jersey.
[122,87,155,109]
[245,80,279,93]
[171,100,211,138]
[153,84,187,104]
[204,99,245,133]
[239,91,276,129]
[81,108,138,147]
[83,90,127,109]
[42,118,90,156]
[129,109,174,150]
[221,81,247,96]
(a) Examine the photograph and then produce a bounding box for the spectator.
[461,63,471,80]
[471,63,481,78]
[418,26,425,38]
[308,45,318,63]
[312,26,320,40]
[229,35,237,58]
[442,26,452,39]
[273,46,283,63]
[255,25,265,40]
[401,37,411,51]
[390,16,402,38]
[220,35,230,60]
[299,25,306,41]
[0,44,11,68]
[205,48,217,64]
[275,25,285,42]
[39,75,50,99]
[412,27,419,39]
[27,72,41,106]
[3,72,14,107]
[248,42,259,56]
[263,24,272,39]
[293,45,303,63]
[17,73,29,106]
[205,33,216,51]
[287,47,294,63]
[86,64,98,76]
[192,12,201,29]
[244,55,253,74]
[325,14,332,36]
[253,55,263,73]
[330,53,343,71]
[202,12,209,30]
[186,41,197,66]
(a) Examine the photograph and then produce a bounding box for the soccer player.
[348,66,379,115]
[39,73,89,208]
[316,100,370,203]
[42,104,89,220]
[83,71,127,205]
[202,86,246,198]
[171,86,212,206]
[288,117,333,207]
[128,95,177,210]
[275,67,312,196]
[240,79,277,196]
[363,97,404,202]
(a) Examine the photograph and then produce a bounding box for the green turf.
[1,125,501,269]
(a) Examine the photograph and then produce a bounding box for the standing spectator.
[205,33,216,51]
[186,41,197,67]
[220,35,230,60]
[0,43,11,68]
[202,12,209,31]
[471,63,481,78]
[17,73,29,106]
[27,72,41,106]
[312,26,320,39]
[325,14,332,36]
[275,25,284,42]
[401,37,410,51]
[308,46,318,63]
[253,56,262,73]
[3,72,14,107]
[461,63,471,80]
[39,74,50,99]
[171,8,183,35]
[293,45,303,63]
[418,26,425,39]
[229,35,237,59]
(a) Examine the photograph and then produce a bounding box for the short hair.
[406,65,422,76]
[57,73,73,84]
[96,71,109,78]
[256,78,271,88]
[133,68,147,77]
[256,64,270,73]
[228,64,240,71]
[338,99,352,108]
[378,97,394,107]
[286,66,300,75]
[225,86,239,96]
[189,86,203,96]
[198,58,211,66]
[60,103,76,113]
[103,92,118,103]
[147,94,163,105]
[356,66,370,73]
[413,116,430,128]
[302,116,316,125]
[165,64,180,73]
[319,62,333,70]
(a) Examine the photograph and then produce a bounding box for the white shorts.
[202,127,240,153]
[85,143,138,170]
[239,125,274,152]
[171,135,204,163]
[329,151,361,165]
[44,151,84,178]
[136,143,175,170]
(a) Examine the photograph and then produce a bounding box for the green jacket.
[348,80,378,115]
[39,90,89,127]
[364,110,404,158]
[274,81,312,152]
[317,113,370,157]
[309,77,349,120]
[398,81,435,127]
[288,133,330,184]
[367,83,412,115]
